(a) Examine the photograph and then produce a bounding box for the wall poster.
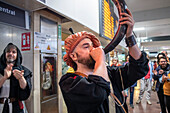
[41,54,57,101]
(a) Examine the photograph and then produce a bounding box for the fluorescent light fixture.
[134,27,145,31]
[140,37,148,39]
[162,47,169,50]
[144,48,149,51]
[6,33,13,37]
[168,54,170,57]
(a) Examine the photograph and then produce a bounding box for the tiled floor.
[126,87,162,113]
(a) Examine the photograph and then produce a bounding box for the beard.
[160,64,167,69]
[6,55,15,64]
[76,53,95,69]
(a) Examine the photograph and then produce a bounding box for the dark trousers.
[157,89,167,113]
[130,87,135,105]
[164,95,170,113]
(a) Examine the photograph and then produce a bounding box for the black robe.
[108,52,149,113]
[0,43,32,113]
[59,52,149,113]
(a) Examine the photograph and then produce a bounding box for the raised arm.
[120,8,141,60]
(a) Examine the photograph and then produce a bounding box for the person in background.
[136,54,153,105]
[0,43,32,113]
[111,57,118,67]
[152,61,158,91]
[111,57,128,112]
[129,82,137,108]
[153,56,168,113]
[162,51,169,63]
[153,52,166,80]
[153,61,157,70]
[160,67,170,113]
[111,57,121,67]
[157,53,166,60]
[123,55,129,66]
[124,55,136,109]
[154,56,169,113]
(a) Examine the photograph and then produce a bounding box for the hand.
[13,69,24,80]
[119,8,135,38]
[153,70,157,75]
[122,91,127,97]
[90,46,105,62]
[4,63,13,79]
[159,70,164,74]
[152,78,154,82]
[162,75,169,82]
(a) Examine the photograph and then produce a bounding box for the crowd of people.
[110,51,170,113]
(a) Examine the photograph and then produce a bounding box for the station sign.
[0,1,29,29]
[99,0,118,40]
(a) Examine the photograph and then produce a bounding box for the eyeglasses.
[160,61,167,63]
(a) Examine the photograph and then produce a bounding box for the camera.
[163,70,170,82]
[167,79,170,82]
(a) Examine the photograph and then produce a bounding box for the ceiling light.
[144,49,149,51]
[6,33,13,37]
[134,27,145,31]
[162,47,169,50]
[140,37,148,39]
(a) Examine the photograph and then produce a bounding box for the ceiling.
[126,0,170,57]
[62,0,170,58]
[1,0,46,11]
[2,0,170,58]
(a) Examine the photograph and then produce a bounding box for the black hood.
[0,43,22,74]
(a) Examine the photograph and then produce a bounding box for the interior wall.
[0,22,34,113]
[33,9,63,113]
[0,23,33,72]
[45,0,99,33]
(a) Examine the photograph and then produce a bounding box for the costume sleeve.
[108,51,149,90]
[59,74,110,112]
[18,67,32,100]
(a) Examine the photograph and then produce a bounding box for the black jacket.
[153,64,170,92]
[108,52,149,113]
[0,43,32,113]
[59,52,149,113]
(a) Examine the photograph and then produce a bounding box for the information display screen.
[99,0,118,40]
